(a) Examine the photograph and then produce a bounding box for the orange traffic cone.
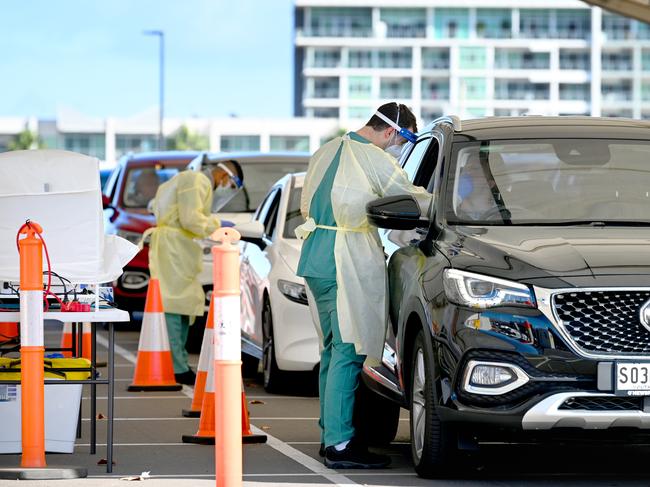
[128,279,182,391]
[182,294,215,417]
[60,322,73,357]
[0,322,19,341]
[182,346,216,444]
[241,380,266,444]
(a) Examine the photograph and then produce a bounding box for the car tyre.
[409,330,457,478]
[353,377,400,447]
[242,353,260,378]
[262,298,286,393]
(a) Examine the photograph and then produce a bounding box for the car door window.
[263,189,282,239]
[105,166,121,200]
[254,190,275,222]
[402,137,433,183]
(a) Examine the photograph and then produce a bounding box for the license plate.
[615,363,650,396]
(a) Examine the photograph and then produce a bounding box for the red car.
[102,151,200,318]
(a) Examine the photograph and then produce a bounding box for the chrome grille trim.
[534,286,650,360]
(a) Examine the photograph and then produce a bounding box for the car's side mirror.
[366,195,429,230]
[236,220,266,248]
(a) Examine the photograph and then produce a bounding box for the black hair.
[365,102,418,134]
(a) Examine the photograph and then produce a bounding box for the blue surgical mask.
[458,173,474,199]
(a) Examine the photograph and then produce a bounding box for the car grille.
[553,291,650,355]
[559,396,643,411]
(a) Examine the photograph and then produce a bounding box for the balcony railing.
[495,88,549,100]
[386,24,426,38]
[422,58,450,70]
[379,90,412,99]
[601,90,632,101]
[602,60,633,71]
[300,26,372,37]
[307,89,340,99]
[494,58,550,70]
[421,90,449,100]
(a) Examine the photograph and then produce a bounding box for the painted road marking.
[97,334,359,486]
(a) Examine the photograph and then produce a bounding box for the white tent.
[0,149,138,284]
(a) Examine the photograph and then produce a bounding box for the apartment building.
[294,0,650,123]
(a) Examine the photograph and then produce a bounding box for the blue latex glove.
[221,220,235,228]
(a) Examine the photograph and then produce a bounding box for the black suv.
[359,116,650,478]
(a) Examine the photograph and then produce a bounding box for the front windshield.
[122,166,180,209]
[446,139,650,225]
[215,161,308,213]
[283,185,305,239]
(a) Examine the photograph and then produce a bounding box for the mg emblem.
[639,300,650,332]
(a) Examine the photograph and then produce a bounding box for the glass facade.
[461,78,487,100]
[380,8,426,38]
[379,78,412,99]
[311,77,339,98]
[495,49,550,69]
[115,134,157,158]
[459,47,487,69]
[312,48,341,68]
[476,9,511,39]
[422,48,450,70]
[270,136,310,152]
[434,8,469,39]
[602,80,633,101]
[519,9,550,38]
[308,7,372,37]
[348,76,372,99]
[495,80,549,100]
[64,134,105,160]
[421,78,450,100]
[560,49,591,70]
[560,83,590,101]
[220,135,260,152]
[602,49,633,71]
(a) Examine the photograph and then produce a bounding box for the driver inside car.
[455,154,501,221]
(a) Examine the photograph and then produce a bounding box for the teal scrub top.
[297,132,370,279]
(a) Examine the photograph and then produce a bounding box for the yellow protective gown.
[296,134,433,364]
[148,171,220,318]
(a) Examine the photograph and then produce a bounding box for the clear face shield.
[374,106,418,160]
[211,162,244,212]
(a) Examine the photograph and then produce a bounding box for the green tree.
[166,125,209,151]
[8,130,42,150]
[321,127,347,144]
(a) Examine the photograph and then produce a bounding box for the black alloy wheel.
[409,330,457,478]
[262,298,285,393]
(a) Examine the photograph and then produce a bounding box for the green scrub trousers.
[165,313,190,374]
[305,277,366,447]
[297,132,371,447]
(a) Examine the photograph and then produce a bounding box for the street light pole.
[143,30,164,150]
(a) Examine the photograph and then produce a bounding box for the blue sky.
[0,0,294,119]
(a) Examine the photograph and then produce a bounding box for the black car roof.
[433,116,650,141]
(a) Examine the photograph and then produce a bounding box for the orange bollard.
[182,294,216,417]
[212,228,243,487]
[18,222,46,469]
[181,347,217,444]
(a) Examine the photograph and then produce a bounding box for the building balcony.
[379,90,412,99]
[298,26,372,38]
[306,89,340,99]
[385,25,426,38]
[494,60,550,70]
[421,90,449,101]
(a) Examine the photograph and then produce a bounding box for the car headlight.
[117,229,144,246]
[443,269,535,309]
[278,279,308,305]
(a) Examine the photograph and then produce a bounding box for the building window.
[422,48,450,70]
[348,76,372,99]
[309,7,372,37]
[379,78,412,99]
[559,83,590,101]
[494,49,550,69]
[476,9,511,39]
[311,77,339,98]
[312,48,341,68]
[311,107,339,118]
[519,9,550,38]
[220,135,260,152]
[643,50,650,71]
[378,49,412,69]
[602,13,632,40]
[465,108,485,118]
[459,47,487,70]
[560,49,590,70]
[64,133,105,160]
[556,9,590,39]
[495,80,549,100]
[601,80,633,101]
[460,78,487,100]
[348,49,373,68]
[115,134,157,159]
[348,106,373,119]
[421,78,450,100]
[602,49,633,71]
[270,136,310,152]
[421,109,443,124]
[380,8,426,38]
[602,109,633,118]
[434,8,469,39]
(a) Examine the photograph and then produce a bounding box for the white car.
[186,152,310,351]
[236,173,320,392]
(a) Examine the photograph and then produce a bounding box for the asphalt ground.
[1,322,650,485]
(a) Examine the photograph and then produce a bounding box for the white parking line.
[97,334,358,486]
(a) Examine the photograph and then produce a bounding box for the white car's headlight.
[117,229,144,246]
[443,269,535,309]
[278,279,308,305]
